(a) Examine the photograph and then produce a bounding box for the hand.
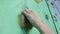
[22,9,54,34]
[22,9,42,27]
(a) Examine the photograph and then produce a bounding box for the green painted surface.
[0,0,60,34]
[47,1,60,34]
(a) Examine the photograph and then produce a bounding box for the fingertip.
[25,8,32,13]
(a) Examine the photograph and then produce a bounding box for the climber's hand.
[22,9,42,27]
[22,9,54,34]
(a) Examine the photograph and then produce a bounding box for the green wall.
[0,0,60,34]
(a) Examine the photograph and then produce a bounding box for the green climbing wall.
[0,0,60,34]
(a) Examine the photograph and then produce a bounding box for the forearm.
[35,20,54,34]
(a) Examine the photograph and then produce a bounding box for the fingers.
[22,9,37,17]
[22,11,30,16]
[22,9,32,16]
[24,9,31,13]
[24,9,33,14]
[25,9,37,15]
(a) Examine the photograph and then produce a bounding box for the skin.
[22,9,54,34]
